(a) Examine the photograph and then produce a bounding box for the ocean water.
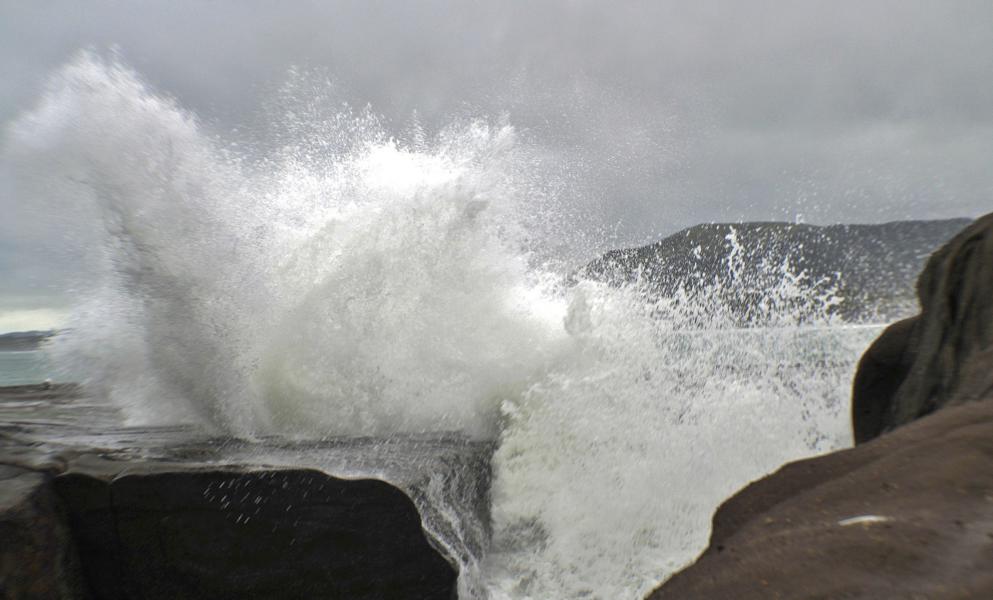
[4,52,884,599]
[0,350,55,386]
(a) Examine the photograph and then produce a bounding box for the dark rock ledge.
[649,213,993,599]
[2,463,454,600]
[1,385,490,600]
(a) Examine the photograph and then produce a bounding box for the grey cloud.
[1,0,991,264]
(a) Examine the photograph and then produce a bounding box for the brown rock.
[648,399,993,599]
[851,317,919,443]
[853,213,993,442]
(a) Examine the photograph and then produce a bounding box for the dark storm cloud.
[1,0,992,322]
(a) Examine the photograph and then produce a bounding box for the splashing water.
[4,53,880,599]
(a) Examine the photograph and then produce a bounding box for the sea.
[0,350,56,386]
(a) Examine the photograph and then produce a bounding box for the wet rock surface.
[0,384,492,600]
[647,399,993,599]
[53,468,454,600]
[854,213,993,441]
[1,464,85,599]
[851,316,919,443]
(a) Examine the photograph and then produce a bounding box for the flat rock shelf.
[0,384,493,600]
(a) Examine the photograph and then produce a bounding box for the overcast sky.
[1,0,992,330]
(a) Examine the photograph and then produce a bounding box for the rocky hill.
[579,219,970,322]
[0,330,55,351]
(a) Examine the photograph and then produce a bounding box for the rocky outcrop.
[649,214,993,598]
[0,465,85,599]
[853,213,993,442]
[0,330,55,352]
[61,467,455,600]
[1,384,490,600]
[851,317,919,443]
[647,398,993,599]
[1,464,457,600]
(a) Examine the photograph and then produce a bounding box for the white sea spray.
[4,53,880,599]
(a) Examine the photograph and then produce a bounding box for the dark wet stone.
[0,465,85,599]
[1,458,458,600]
[851,316,919,443]
[52,468,455,600]
[853,213,993,442]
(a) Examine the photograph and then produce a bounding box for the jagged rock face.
[853,213,993,442]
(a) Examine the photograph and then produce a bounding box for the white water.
[4,53,881,599]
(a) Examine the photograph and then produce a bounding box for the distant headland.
[0,330,56,352]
